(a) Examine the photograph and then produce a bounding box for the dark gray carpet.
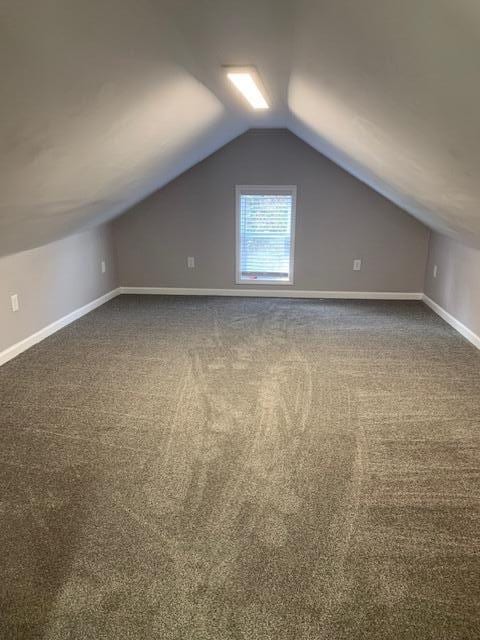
[0,295,479,639]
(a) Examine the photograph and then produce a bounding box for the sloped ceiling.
[289,0,480,245]
[1,0,479,256]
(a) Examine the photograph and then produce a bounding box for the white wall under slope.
[0,224,117,359]
[424,232,480,346]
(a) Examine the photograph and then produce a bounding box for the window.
[236,185,296,285]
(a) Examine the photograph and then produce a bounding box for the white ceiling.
[1,0,480,256]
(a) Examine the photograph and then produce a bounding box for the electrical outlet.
[187,256,195,269]
[101,260,106,274]
[11,294,19,312]
[433,264,438,278]
[353,259,362,271]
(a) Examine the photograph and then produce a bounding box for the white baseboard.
[422,294,480,351]
[0,286,430,368]
[0,288,121,367]
[119,286,423,300]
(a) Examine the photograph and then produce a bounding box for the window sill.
[236,279,294,286]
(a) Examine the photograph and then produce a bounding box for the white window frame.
[235,185,297,286]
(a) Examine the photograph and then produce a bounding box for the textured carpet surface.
[0,295,479,639]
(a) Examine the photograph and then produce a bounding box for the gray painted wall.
[0,224,117,354]
[114,130,429,292]
[425,231,480,338]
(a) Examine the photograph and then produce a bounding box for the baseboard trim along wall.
[422,294,480,351]
[3,288,478,367]
[119,287,423,300]
[0,288,120,367]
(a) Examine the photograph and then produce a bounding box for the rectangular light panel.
[225,68,269,110]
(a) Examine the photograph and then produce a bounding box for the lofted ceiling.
[1,0,480,256]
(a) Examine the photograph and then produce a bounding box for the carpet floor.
[0,295,479,639]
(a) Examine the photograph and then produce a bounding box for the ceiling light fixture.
[224,66,269,110]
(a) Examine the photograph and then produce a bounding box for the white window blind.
[236,186,296,284]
